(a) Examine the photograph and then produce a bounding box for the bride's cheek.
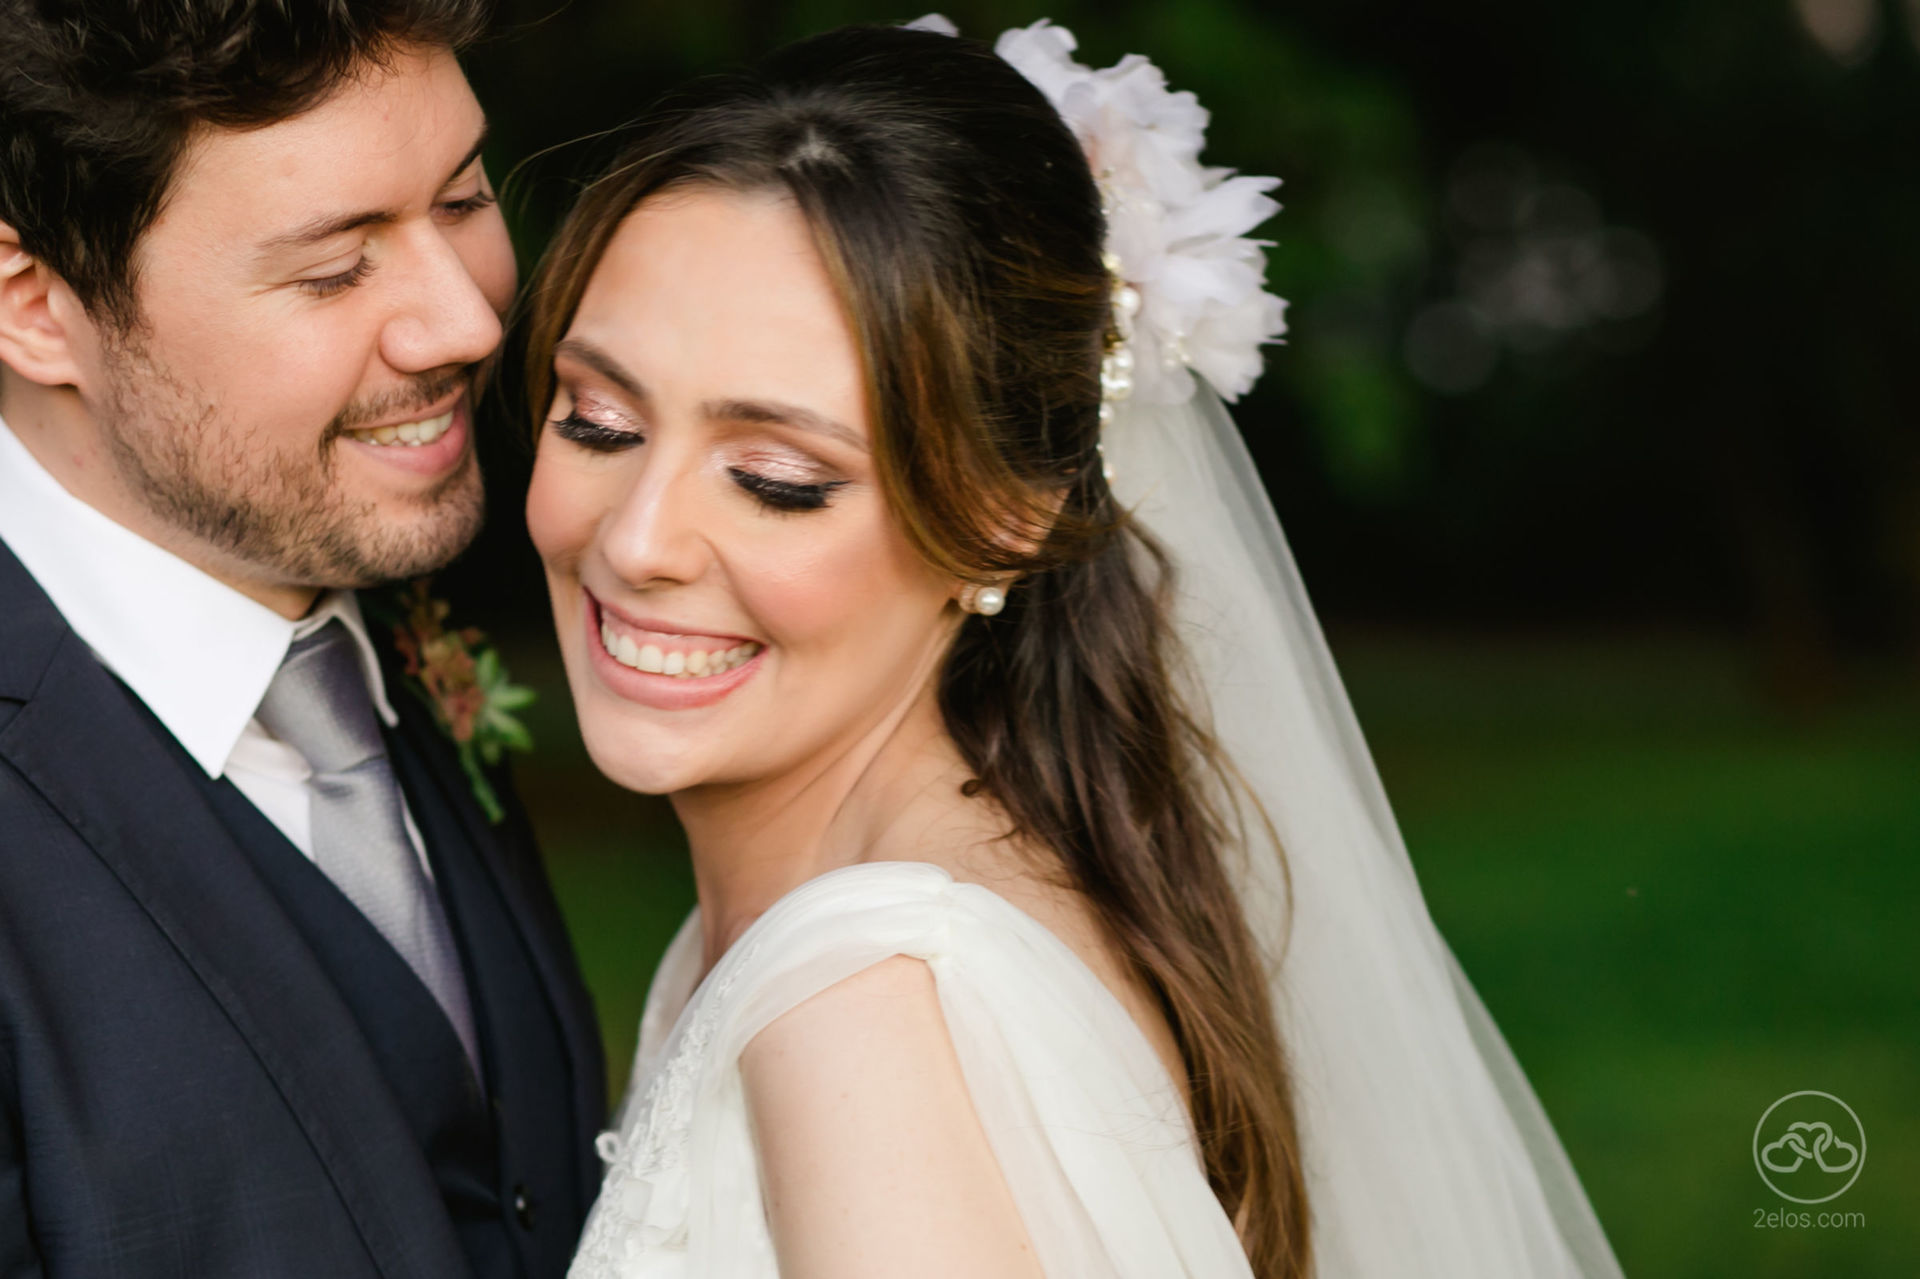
[752,512,908,645]
[526,455,603,571]
[730,553,847,668]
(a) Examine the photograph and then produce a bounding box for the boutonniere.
[376,578,536,824]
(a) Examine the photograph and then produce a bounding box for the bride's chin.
[574,717,696,797]
[583,746,686,798]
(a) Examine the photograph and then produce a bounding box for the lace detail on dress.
[566,863,1248,1279]
[569,938,762,1279]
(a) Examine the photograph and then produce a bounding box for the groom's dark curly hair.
[0,0,492,330]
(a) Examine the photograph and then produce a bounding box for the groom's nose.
[376,221,508,376]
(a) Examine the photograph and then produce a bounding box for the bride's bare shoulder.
[740,954,1044,1279]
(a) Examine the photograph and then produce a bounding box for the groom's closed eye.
[299,258,376,299]
[258,127,497,298]
[256,132,492,252]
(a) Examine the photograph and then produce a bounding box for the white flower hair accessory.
[908,15,1287,407]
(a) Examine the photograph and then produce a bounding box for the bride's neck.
[671,677,977,974]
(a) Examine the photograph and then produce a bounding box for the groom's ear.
[0,220,86,389]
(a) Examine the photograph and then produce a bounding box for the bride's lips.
[582,591,765,711]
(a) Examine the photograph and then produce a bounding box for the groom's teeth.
[349,410,455,448]
[599,616,761,678]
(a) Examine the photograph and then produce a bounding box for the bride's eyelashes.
[727,467,847,513]
[551,411,642,452]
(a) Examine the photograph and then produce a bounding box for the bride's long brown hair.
[524,25,1310,1275]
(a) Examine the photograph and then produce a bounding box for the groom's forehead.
[153,45,486,258]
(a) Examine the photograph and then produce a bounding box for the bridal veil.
[1104,386,1624,1277]
[927,14,1629,1274]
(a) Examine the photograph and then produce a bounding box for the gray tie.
[256,619,480,1069]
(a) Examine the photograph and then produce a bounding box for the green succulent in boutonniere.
[376,578,536,824]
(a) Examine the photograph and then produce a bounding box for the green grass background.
[506,632,1920,1277]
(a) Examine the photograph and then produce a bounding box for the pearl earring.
[959,583,1007,616]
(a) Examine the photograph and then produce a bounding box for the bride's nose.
[597,446,712,590]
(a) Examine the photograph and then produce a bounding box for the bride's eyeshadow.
[727,467,847,512]
[551,412,642,452]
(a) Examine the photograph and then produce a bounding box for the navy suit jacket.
[0,538,606,1278]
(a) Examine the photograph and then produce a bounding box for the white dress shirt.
[0,410,431,871]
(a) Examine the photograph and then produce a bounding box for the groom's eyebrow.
[254,126,491,257]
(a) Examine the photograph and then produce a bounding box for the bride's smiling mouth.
[584,590,766,709]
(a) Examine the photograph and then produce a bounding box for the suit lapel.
[381,668,606,1157]
[0,545,471,1279]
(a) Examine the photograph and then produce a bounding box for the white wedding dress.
[568,859,1256,1279]
[563,384,1627,1279]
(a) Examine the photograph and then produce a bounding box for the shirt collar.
[0,411,398,778]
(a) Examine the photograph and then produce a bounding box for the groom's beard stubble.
[97,326,488,591]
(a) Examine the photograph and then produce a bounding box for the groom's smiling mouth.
[344,408,456,448]
[337,391,472,478]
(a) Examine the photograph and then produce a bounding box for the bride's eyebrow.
[553,337,864,453]
[554,337,647,403]
[702,398,866,454]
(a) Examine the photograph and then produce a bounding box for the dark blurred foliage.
[448,0,1919,704]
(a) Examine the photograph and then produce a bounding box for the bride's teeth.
[599,619,762,677]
